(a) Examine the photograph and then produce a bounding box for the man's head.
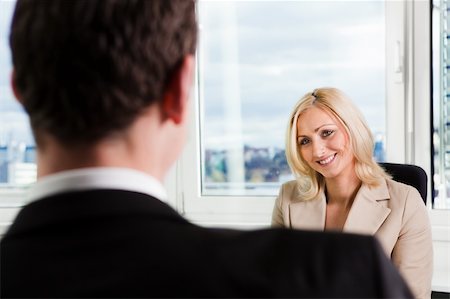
[10,0,197,146]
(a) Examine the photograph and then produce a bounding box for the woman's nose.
[313,140,325,157]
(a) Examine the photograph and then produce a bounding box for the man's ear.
[11,69,23,104]
[162,55,195,124]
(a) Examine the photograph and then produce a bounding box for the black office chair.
[379,162,427,204]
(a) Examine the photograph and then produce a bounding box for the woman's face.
[296,106,355,180]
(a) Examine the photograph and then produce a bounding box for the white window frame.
[177,0,407,228]
[412,0,450,293]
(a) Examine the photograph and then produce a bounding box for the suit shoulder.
[384,179,426,218]
[281,179,297,189]
[385,178,415,192]
[279,180,298,195]
[276,180,300,205]
[259,227,375,249]
[385,178,423,203]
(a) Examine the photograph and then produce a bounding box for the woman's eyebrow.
[298,123,335,136]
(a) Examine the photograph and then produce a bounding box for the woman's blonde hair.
[285,87,390,201]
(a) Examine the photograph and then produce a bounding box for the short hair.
[10,0,197,145]
[285,87,389,201]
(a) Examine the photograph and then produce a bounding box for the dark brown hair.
[10,0,197,144]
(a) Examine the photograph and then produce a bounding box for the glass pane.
[0,0,36,192]
[432,0,450,209]
[198,0,386,196]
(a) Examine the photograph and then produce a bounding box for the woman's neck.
[325,171,362,209]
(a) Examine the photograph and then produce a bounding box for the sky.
[198,1,385,149]
[0,0,386,149]
[0,0,33,146]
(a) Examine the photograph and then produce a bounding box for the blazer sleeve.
[391,187,433,299]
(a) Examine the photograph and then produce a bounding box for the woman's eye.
[298,138,310,146]
[322,129,334,137]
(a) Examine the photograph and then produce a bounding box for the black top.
[1,189,413,298]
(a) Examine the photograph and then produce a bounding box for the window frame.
[177,0,408,227]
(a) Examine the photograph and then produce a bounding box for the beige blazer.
[272,178,433,299]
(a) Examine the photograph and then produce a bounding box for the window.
[0,0,36,193]
[179,0,402,226]
[0,0,35,236]
[197,0,387,198]
[432,0,450,209]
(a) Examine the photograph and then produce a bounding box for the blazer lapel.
[343,180,391,235]
[289,193,326,231]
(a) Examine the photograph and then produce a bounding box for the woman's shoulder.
[280,179,298,189]
[384,178,425,208]
[384,177,420,194]
[278,180,322,204]
[384,177,414,191]
[280,180,298,194]
[278,180,300,202]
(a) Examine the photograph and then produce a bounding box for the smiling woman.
[272,87,433,299]
[284,88,389,202]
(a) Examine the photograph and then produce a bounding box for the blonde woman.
[272,87,433,299]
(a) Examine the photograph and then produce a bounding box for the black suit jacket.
[1,189,413,298]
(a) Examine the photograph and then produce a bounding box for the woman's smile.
[317,153,336,166]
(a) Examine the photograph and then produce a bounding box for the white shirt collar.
[27,167,168,203]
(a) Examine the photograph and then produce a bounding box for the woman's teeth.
[319,154,335,165]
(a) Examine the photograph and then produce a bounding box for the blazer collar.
[289,179,391,235]
[343,179,391,235]
[289,192,326,231]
